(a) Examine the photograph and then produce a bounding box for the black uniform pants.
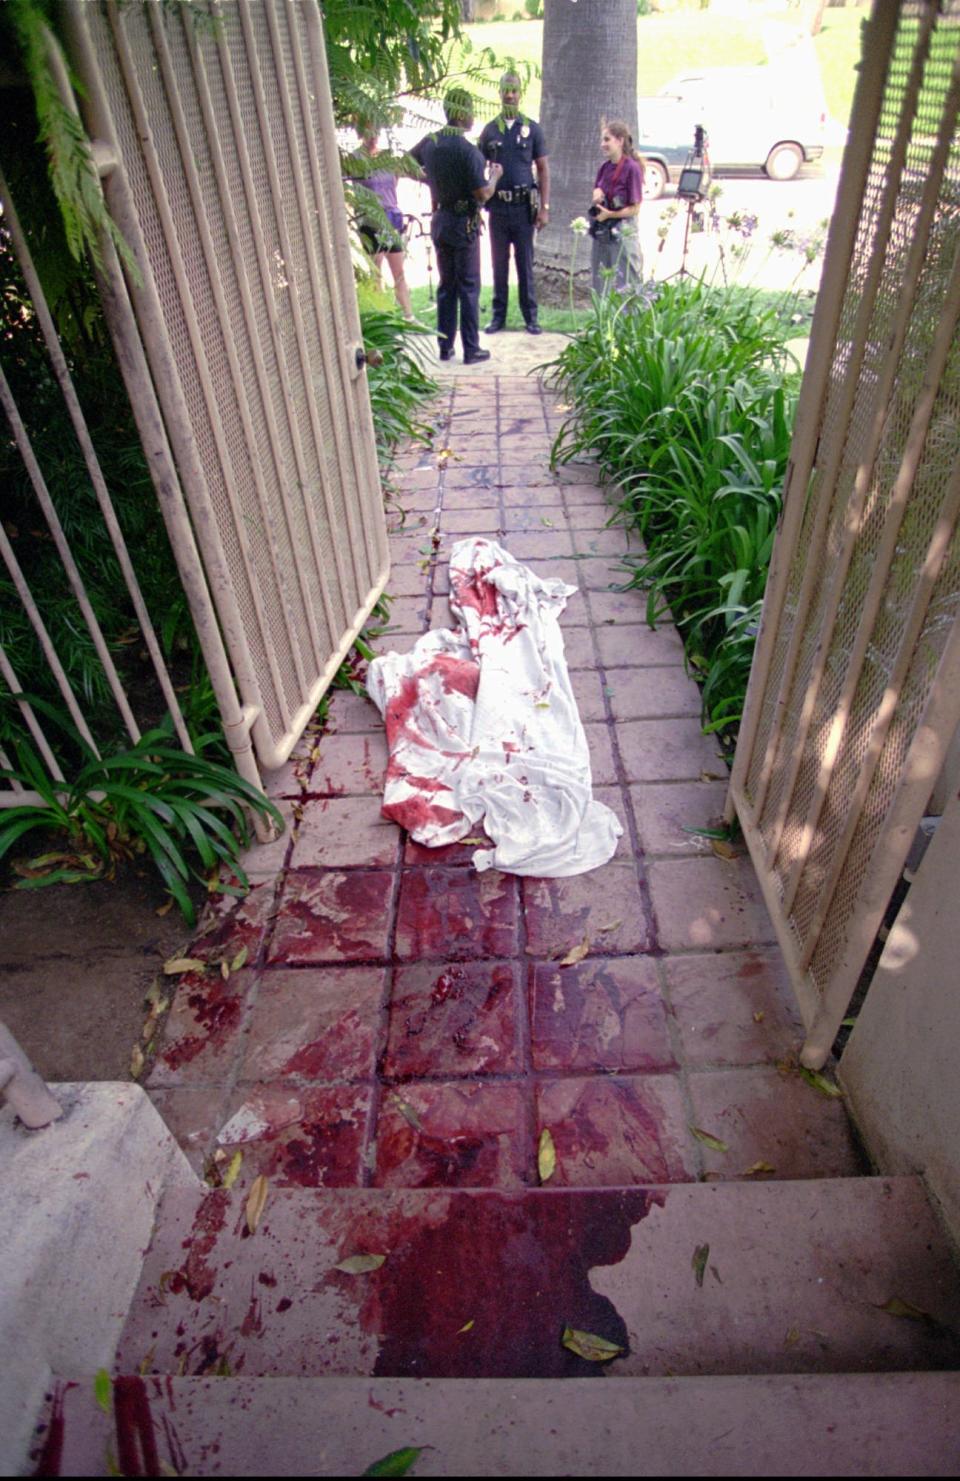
[488,201,538,326]
[431,210,481,358]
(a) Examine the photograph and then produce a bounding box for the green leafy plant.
[0,704,283,925]
[545,280,800,740]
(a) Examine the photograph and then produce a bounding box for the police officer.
[411,89,503,364]
[478,71,550,336]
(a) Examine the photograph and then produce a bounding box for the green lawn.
[455,7,868,127]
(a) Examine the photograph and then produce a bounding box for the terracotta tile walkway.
[146,368,865,1194]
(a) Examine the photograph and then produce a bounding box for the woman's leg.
[615,225,643,294]
[383,248,413,318]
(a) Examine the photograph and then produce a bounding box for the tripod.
[659,125,714,284]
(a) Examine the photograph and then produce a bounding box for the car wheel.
[765,143,804,182]
[643,160,667,200]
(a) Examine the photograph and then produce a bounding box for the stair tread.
[43,1371,960,1477]
[116,1176,960,1380]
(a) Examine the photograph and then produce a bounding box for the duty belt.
[438,199,477,214]
[494,187,533,203]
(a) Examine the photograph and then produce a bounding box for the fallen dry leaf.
[537,1127,557,1184]
[129,1044,145,1079]
[799,1067,843,1098]
[690,1125,729,1154]
[221,1150,243,1190]
[220,960,230,981]
[561,1326,624,1363]
[458,1319,475,1333]
[878,1296,936,1324]
[710,838,737,860]
[391,1095,423,1132]
[163,956,206,976]
[743,1161,776,1177]
[692,1243,709,1288]
[559,937,590,968]
[753,1010,765,1023]
[245,1175,269,1234]
[596,919,623,933]
[155,898,174,918]
[334,1253,386,1274]
[784,1326,801,1346]
[137,1347,155,1377]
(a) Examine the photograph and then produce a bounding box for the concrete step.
[39,1370,960,1476]
[115,1177,960,1381]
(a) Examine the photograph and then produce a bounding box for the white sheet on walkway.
[366,537,622,876]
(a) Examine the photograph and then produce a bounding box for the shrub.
[545,281,801,739]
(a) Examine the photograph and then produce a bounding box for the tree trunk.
[537,0,638,271]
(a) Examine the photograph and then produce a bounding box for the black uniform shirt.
[411,129,486,210]
[478,115,546,192]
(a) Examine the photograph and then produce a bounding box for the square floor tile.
[648,856,775,951]
[500,484,565,507]
[444,466,498,490]
[664,951,802,1066]
[268,870,394,964]
[148,969,256,1087]
[442,486,501,511]
[501,506,571,535]
[596,624,686,668]
[570,669,607,722]
[531,957,675,1073]
[441,508,503,534]
[586,590,648,624]
[403,824,494,867]
[325,691,384,734]
[235,799,297,880]
[566,504,616,530]
[497,464,559,489]
[239,966,385,1082]
[306,733,388,796]
[395,869,519,961]
[373,1080,529,1189]
[386,564,432,598]
[215,1082,371,1188]
[585,723,618,784]
[617,719,725,784]
[595,785,632,861]
[523,865,649,957]
[292,796,401,869]
[191,884,277,964]
[574,527,635,557]
[629,780,729,857]
[148,1086,227,1175]
[504,529,575,560]
[607,667,703,722]
[562,627,598,670]
[685,1067,865,1180]
[537,1076,696,1185]
[384,960,521,1079]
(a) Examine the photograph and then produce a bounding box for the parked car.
[636,66,827,199]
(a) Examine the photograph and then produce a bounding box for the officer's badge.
[521,125,530,139]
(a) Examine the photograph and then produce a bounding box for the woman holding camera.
[590,120,644,295]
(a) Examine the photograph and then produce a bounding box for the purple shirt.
[365,169,400,216]
[593,155,643,209]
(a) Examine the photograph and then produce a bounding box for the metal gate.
[58,0,388,776]
[728,0,960,1069]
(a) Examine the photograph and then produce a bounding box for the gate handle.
[355,346,384,372]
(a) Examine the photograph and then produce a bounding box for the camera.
[588,201,621,240]
[677,124,710,202]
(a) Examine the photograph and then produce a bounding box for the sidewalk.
[145,348,864,1194]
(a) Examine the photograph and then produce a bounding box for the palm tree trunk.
[537,0,638,272]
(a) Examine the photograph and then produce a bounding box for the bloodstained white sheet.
[366,537,622,876]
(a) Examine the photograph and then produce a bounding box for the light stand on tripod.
[660,124,711,282]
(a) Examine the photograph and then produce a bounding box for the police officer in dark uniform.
[478,71,550,336]
[411,89,503,364]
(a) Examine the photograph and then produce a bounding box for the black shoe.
[484,321,505,335]
[525,322,543,336]
[463,349,491,364]
[439,347,454,361]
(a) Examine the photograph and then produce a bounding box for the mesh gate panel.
[731,0,960,1058]
[75,0,387,767]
